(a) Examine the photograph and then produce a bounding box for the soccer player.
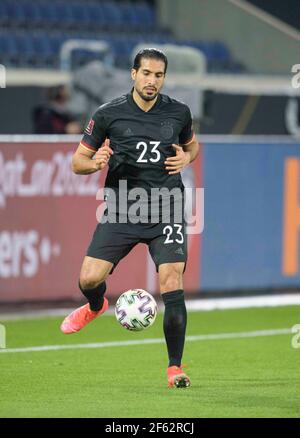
[60,48,199,388]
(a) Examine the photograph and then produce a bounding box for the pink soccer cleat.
[167,365,191,388]
[60,298,109,334]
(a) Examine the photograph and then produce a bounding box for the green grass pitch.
[0,306,300,418]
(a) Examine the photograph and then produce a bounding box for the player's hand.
[94,139,113,170]
[165,144,191,175]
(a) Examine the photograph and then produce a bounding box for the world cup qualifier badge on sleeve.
[85,119,95,135]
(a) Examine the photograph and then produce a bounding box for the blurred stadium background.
[1,0,300,309]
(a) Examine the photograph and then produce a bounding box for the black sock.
[79,281,106,311]
[162,289,187,367]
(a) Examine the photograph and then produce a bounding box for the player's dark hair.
[133,48,168,74]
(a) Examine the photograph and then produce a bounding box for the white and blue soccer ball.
[115,289,157,331]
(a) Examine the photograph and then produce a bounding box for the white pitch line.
[0,328,291,354]
[1,294,300,321]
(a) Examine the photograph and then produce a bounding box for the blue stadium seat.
[38,3,59,28]
[70,3,91,28]
[54,3,74,28]
[119,2,140,28]
[16,33,36,65]
[100,2,123,28]
[0,2,9,27]
[32,33,55,66]
[86,4,106,28]
[192,41,215,60]
[42,33,65,67]
[44,34,58,58]
[135,2,156,28]
[211,41,231,62]
[22,2,42,27]
[5,1,27,27]
[0,33,23,66]
[0,35,5,56]
[37,2,72,28]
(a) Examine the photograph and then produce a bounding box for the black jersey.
[81,91,194,195]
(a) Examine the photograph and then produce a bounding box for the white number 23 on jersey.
[136,141,161,163]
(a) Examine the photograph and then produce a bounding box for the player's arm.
[165,134,199,175]
[165,106,199,175]
[181,133,199,164]
[72,139,113,175]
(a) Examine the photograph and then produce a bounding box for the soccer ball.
[115,289,157,331]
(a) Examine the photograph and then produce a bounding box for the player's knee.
[160,271,182,292]
[79,274,105,291]
[161,279,181,292]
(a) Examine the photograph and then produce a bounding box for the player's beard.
[137,87,158,102]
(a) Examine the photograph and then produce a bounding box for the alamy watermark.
[95,182,204,235]
[291,64,300,89]
[291,324,300,349]
[0,65,6,89]
[0,324,6,349]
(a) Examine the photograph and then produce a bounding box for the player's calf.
[79,280,107,311]
[60,279,109,334]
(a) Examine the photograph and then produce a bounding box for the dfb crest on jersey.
[85,119,95,135]
[160,120,174,140]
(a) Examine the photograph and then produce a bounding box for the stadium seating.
[0,0,156,30]
[0,0,242,72]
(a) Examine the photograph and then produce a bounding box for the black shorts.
[87,214,187,273]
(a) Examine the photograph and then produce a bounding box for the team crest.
[160,120,174,139]
[85,119,95,135]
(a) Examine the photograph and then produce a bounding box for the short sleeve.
[80,108,107,151]
[178,106,194,145]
